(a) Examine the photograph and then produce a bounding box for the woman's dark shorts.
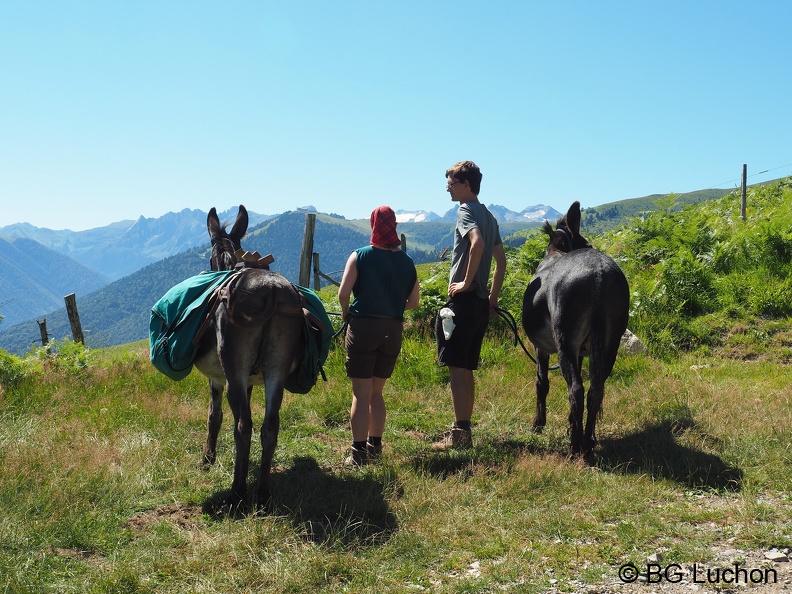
[436,291,490,370]
[345,317,404,379]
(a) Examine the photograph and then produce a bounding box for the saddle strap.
[192,274,324,348]
[190,272,240,348]
[275,286,327,334]
[288,284,327,334]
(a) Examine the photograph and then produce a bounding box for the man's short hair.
[446,161,482,195]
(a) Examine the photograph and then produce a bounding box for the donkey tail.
[587,266,629,385]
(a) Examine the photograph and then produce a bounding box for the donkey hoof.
[568,437,585,457]
[531,422,545,434]
[255,485,274,511]
[255,495,275,514]
[226,487,249,509]
[582,435,597,453]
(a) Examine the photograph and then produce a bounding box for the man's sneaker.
[366,442,383,460]
[344,446,369,468]
[431,424,473,451]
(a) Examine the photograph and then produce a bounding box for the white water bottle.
[439,307,455,339]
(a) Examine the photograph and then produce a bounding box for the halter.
[555,226,574,252]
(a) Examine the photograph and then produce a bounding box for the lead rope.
[326,312,348,340]
[325,307,555,369]
[494,307,559,370]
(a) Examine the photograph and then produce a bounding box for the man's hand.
[448,281,468,296]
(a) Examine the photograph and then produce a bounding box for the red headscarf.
[370,205,400,248]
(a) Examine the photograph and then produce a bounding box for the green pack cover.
[149,270,236,380]
[285,285,334,394]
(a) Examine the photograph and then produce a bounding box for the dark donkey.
[193,205,306,509]
[521,201,629,454]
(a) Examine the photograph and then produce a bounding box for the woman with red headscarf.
[338,205,420,467]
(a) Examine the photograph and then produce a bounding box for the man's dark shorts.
[436,291,490,370]
[345,317,404,379]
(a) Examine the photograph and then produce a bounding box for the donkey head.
[543,201,592,255]
[207,205,249,271]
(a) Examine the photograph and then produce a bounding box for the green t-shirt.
[350,246,417,320]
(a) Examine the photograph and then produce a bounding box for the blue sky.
[2,1,790,231]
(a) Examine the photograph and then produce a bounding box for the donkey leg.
[558,349,585,454]
[257,381,286,508]
[226,382,254,508]
[202,379,224,466]
[583,340,620,453]
[583,382,604,453]
[532,352,550,433]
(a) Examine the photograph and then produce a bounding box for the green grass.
[2,333,791,593]
[4,178,792,591]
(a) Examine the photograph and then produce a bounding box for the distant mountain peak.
[395,209,442,223]
[516,204,563,222]
[393,205,554,224]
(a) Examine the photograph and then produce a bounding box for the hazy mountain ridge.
[0,237,110,327]
[0,212,438,354]
[0,207,275,281]
[0,203,555,285]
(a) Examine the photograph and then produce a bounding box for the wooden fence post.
[37,320,49,346]
[312,252,320,291]
[64,293,84,344]
[401,232,407,252]
[741,163,747,220]
[299,213,316,287]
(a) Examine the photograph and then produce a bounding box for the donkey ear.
[566,201,582,236]
[229,205,248,245]
[207,207,221,239]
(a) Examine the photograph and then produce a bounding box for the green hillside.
[579,188,730,235]
[607,177,792,359]
[3,177,790,359]
[0,212,434,354]
[320,176,792,363]
[0,237,110,327]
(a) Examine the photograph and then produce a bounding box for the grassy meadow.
[1,331,791,593]
[2,179,792,592]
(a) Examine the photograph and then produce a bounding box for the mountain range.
[0,207,276,281]
[0,183,753,355]
[394,204,561,223]
[0,203,558,352]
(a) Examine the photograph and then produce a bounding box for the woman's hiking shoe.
[366,442,383,460]
[344,446,370,468]
[431,424,473,450]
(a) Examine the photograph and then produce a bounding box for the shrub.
[657,249,715,316]
[0,349,26,390]
[28,339,95,372]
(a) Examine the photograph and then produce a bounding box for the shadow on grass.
[408,436,546,480]
[411,406,743,492]
[594,407,744,491]
[203,456,398,548]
